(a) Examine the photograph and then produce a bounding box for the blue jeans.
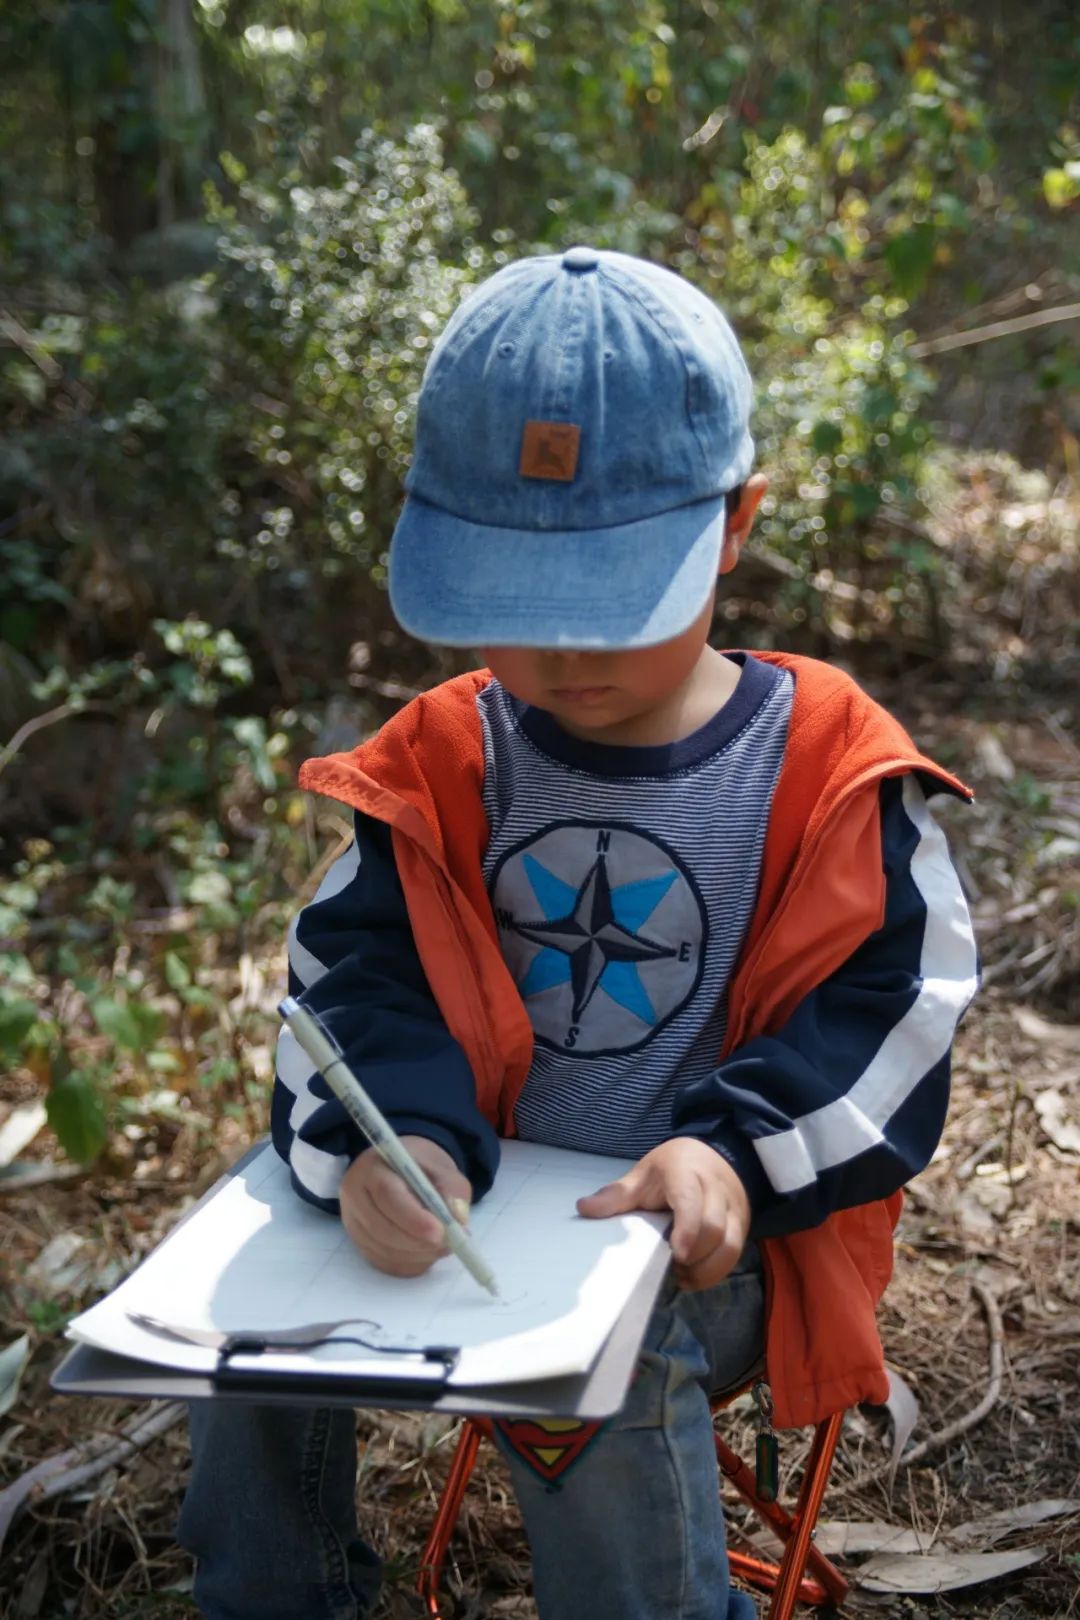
[179,1247,764,1620]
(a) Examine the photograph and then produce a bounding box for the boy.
[180,248,978,1620]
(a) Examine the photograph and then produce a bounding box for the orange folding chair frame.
[417,1397,850,1619]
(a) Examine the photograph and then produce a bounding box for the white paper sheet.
[67,1141,669,1387]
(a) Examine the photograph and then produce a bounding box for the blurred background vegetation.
[0,1,1078,1168]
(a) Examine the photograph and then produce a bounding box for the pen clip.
[280,997,345,1056]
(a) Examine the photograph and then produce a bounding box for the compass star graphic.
[517,853,676,1024]
[490,822,706,1056]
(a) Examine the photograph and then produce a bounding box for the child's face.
[482,475,768,743]
[482,591,716,742]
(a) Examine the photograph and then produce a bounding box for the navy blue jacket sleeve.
[271,811,501,1214]
[672,774,978,1239]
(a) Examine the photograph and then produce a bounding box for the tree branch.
[909,303,1080,358]
[0,701,115,781]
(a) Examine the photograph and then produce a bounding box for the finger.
[356,1236,439,1278]
[576,1171,643,1218]
[424,1171,473,1226]
[347,1209,444,1276]
[673,1246,736,1291]
[673,1177,732,1269]
[666,1174,704,1264]
[673,1214,744,1292]
[399,1135,471,1189]
[347,1176,446,1260]
[366,1162,447,1247]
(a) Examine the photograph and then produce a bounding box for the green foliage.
[90,994,164,1053]
[1042,125,1080,210]
[820,43,996,299]
[153,621,253,707]
[0,789,299,1163]
[208,123,483,586]
[0,2,1077,1175]
[683,111,947,642]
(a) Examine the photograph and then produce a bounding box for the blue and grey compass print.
[490,821,707,1055]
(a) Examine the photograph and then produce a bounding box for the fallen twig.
[900,1279,1005,1468]
[836,1280,1004,1497]
[0,1162,85,1193]
[0,1400,184,1552]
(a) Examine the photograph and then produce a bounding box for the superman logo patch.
[494,1415,606,1484]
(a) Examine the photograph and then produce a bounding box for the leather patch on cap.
[520,420,581,482]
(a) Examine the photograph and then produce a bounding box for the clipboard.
[52,1237,669,1418]
[51,1141,671,1420]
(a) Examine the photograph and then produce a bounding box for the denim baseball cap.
[388,247,754,649]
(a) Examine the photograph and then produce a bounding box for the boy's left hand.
[576,1139,751,1291]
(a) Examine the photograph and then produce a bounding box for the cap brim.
[388,495,727,650]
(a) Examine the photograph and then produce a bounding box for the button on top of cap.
[562,245,599,272]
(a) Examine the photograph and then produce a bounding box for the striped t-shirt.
[477,653,793,1158]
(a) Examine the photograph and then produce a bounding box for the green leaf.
[90,996,164,1051]
[862,384,899,425]
[459,123,497,166]
[230,715,276,790]
[1043,167,1080,210]
[47,1075,108,1164]
[146,1049,182,1073]
[0,999,38,1057]
[187,870,233,905]
[811,421,844,455]
[850,482,883,519]
[884,223,936,298]
[0,603,39,650]
[180,985,218,1011]
[164,950,192,990]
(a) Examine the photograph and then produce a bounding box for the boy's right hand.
[340,1137,473,1277]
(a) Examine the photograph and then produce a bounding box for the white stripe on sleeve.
[753,776,978,1195]
[289,1134,350,1203]
[277,838,363,1201]
[286,839,361,989]
[275,1025,347,1196]
[275,1025,315,1097]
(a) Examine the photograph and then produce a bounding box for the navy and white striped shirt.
[271,657,977,1237]
[477,656,792,1156]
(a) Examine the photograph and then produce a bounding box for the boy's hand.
[577,1139,751,1291]
[340,1137,472,1277]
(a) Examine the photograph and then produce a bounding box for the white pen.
[278,997,500,1297]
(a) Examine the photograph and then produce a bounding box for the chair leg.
[717,1419,849,1612]
[416,1418,488,1619]
[421,1410,850,1618]
[728,1549,833,1611]
[767,1412,847,1619]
